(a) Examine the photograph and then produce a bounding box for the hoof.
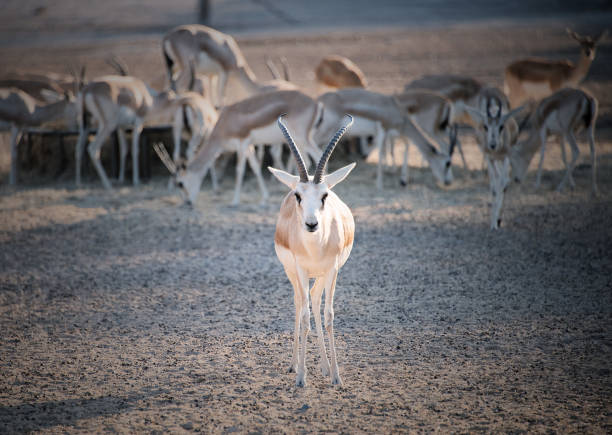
[320,364,330,377]
[288,365,296,374]
[296,377,306,388]
[331,375,343,386]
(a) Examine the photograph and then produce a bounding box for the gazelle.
[154,90,323,206]
[270,115,355,387]
[0,87,77,185]
[0,70,82,103]
[316,88,454,190]
[162,24,296,106]
[75,75,185,189]
[510,88,598,195]
[405,74,511,169]
[464,105,525,229]
[314,55,368,93]
[504,29,607,108]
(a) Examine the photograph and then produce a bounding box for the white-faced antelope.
[464,104,525,229]
[504,29,607,108]
[270,115,355,387]
[154,90,323,206]
[510,87,599,195]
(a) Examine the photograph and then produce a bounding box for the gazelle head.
[153,142,199,205]
[465,105,525,153]
[567,28,608,60]
[269,115,355,233]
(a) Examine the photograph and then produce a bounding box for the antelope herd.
[0,22,607,386]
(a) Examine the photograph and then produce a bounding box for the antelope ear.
[324,163,356,189]
[268,167,299,189]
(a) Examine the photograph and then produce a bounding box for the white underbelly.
[249,122,282,144]
[521,81,553,98]
[348,116,379,137]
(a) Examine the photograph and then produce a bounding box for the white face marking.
[175,169,202,205]
[293,182,329,233]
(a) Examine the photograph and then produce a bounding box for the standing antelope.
[154,90,322,206]
[0,88,77,185]
[316,89,454,190]
[464,105,525,229]
[270,115,355,387]
[510,88,598,195]
[162,25,296,107]
[75,75,185,189]
[505,29,607,108]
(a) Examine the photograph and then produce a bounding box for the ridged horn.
[277,115,309,183]
[313,114,353,184]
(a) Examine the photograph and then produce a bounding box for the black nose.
[514,177,520,183]
[306,222,318,232]
[444,179,451,186]
[185,199,193,207]
[490,143,497,150]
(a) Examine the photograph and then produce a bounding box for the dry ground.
[1,2,612,433]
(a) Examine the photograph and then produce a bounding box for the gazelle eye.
[499,124,505,131]
[294,192,301,204]
[321,193,328,204]
[177,181,184,189]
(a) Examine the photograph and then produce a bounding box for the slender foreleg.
[231,140,249,205]
[310,277,331,377]
[587,124,597,195]
[324,267,342,386]
[117,128,128,183]
[9,124,23,186]
[295,265,310,387]
[557,131,580,192]
[245,145,269,204]
[131,121,144,186]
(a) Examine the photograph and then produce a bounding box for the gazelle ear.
[268,167,300,189]
[324,163,356,189]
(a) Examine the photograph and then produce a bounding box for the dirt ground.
[1,2,612,433]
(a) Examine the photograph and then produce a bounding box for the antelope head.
[567,28,608,60]
[153,142,196,204]
[269,115,355,233]
[465,105,525,153]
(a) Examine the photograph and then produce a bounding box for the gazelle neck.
[569,51,594,85]
[28,99,72,126]
[228,66,259,96]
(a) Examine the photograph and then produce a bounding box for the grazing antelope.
[0,69,84,103]
[0,87,77,185]
[405,75,514,168]
[162,25,296,106]
[510,88,598,195]
[464,104,525,229]
[270,115,355,387]
[75,75,185,189]
[314,55,368,93]
[505,29,607,108]
[154,90,323,206]
[316,89,454,190]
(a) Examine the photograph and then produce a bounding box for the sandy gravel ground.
[1,2,612,433]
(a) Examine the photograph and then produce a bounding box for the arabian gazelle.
[270,115,355,387]
[510,88,599,194]
[504,29,607,108]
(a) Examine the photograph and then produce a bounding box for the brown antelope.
[314,55,368,93]
[504,29,607,108]
[154,90,323,206]
[464,104,525,229]
[75,75,186,189]
[162,25,296,107]
[316,88,454,190]
[270,115,355,387]
[510,88,598,195]
[0,88,77,185]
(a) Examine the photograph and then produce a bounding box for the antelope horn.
[153,142,177,174]
[313,114,353,184]
[277,115,309,183]
[500,105,526,124]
